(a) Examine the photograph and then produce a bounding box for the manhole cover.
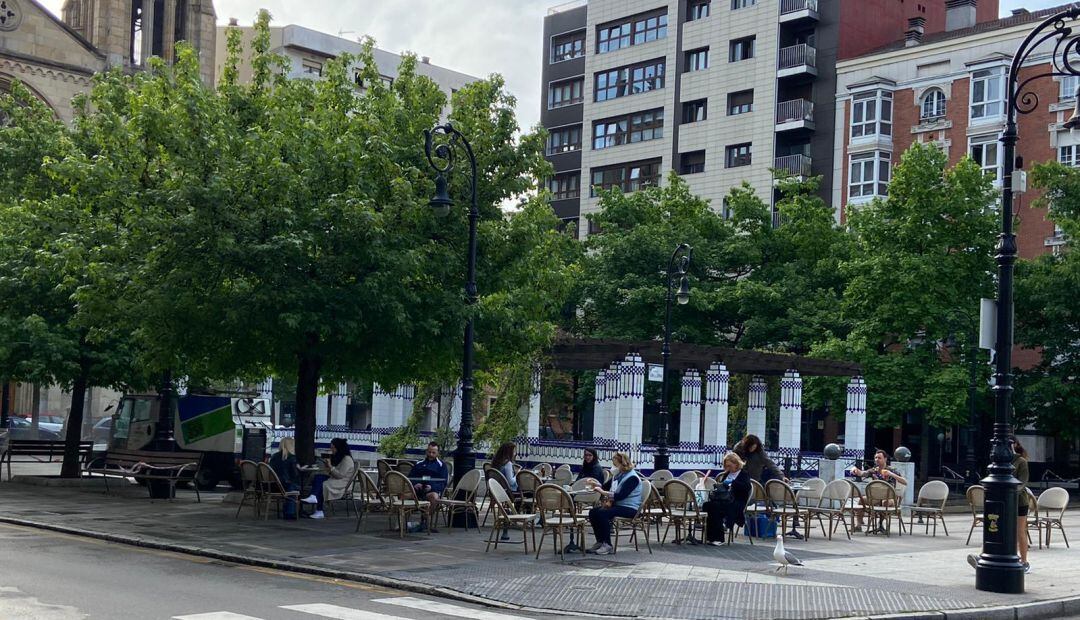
[567,558,630,569]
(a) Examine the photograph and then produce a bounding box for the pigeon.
[773,533,803,575]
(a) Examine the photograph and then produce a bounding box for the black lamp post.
[424,123,478,486]
[976,7,1080,594]
[654,243,692,473]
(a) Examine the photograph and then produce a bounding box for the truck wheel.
[195,470,220,491]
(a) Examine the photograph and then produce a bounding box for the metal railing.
[548,0,587,15]
[776,99,814,124]
[774,154,812,177]
[780,0,818,14]
[778,44,817,70]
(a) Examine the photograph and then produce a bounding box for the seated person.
[702,452,752,544]
[586,452,642,556]
[301,438,356,519]
[577,448,605,483]
[269,437,301,519]
[851,449,908,531]
[409,442,449,531]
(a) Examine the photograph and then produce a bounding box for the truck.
[109,392,273,490]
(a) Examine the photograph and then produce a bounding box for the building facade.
[540,0,999,234]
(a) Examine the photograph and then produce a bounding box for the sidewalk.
[1,469,1079,620]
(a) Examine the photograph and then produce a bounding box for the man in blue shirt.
[409,442,449,532]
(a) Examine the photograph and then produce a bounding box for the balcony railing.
[780,0,819,15]
[774,154,812,178]
[778,44,817,71]
[776,99,814,125]
[548,0,587,14]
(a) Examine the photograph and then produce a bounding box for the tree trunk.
[294,354,321,465]
[60,373,89,478]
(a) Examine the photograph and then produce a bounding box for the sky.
[37,0,1068,133]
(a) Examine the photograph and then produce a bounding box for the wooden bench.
[84,448,203,501]
[1,440,94,482]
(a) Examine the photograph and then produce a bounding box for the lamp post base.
[453,450,475,486]
[653,452,669,472]
[975,558,1025,594]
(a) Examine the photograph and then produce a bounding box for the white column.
[315,386,329,427]
[398,385,416,426]
[526,367,542,438]
[592,371,607,441]
[329,383,348,427]
[619,353,645,446]
[746,375,768,443]
[371,384,395,429]
[702,362,730,448]
[778,370,803,451]
[599,361,620,441]
[678,369,702,445]
[843,376,868,459]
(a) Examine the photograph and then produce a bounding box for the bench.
[1,440,94,482]
[84,448,203,501]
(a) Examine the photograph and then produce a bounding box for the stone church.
[0,0,216,122]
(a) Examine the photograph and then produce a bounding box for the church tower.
[60,0,217,85]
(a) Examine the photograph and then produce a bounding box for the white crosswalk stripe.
[371,596,535,620]
[281,603,414,620]
[173,613,264,620]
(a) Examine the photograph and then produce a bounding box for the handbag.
[709,484,732,504]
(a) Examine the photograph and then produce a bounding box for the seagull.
[773,533,803,575]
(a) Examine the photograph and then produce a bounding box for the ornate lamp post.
[654,243,692,472]
[975,7,1080,594]
[424,123,478,486]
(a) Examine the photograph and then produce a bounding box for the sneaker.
[310,510,325,520]
[301,495,318,505]
[587,541,604,553]
[967,554,978,570]
[594,543,614,555]
[709,540,725,547]
[1023,562,1031,574]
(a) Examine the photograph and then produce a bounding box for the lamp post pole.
[976,6,1080,593]
[654,244,692,473]
[425,123,478,486]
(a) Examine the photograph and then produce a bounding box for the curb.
[4,514,1079,620]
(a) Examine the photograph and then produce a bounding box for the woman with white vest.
[586,452,642,555]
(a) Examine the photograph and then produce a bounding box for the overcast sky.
[39,0,1066,132]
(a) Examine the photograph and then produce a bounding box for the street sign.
[647,364,664,382]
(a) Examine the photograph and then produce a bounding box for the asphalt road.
[0,523,562,620]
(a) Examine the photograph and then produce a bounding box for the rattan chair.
[679,470,702,486]
[553,464,573,485]
[384,470,430,538]
[235,460,261,519]
[486,479,537,554]
[325,465,362,517]
[805,478,854,540]
[662,479,706,544]
[376,459,394,490]
[765,479,802,536]
[908,480,950,536]
[965,485,985,545]
[534,483,585,560]
[437,468,483,532]
[649,469,673,494]
[394,460,416,476]
[516,469,544,511]
[534,462,553,478]
[863,480,905,536]
[255,462,299,521]
[642,482,669,544]
[1037,487,1070,549]
[355,470,388,532]
[613,479,654,554]
[483,466,517,526]
[1025,488,1042,548]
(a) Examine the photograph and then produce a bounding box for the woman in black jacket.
[702,452,752,544]
[577,448,606,482]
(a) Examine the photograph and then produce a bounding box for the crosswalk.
[174,596,536,620]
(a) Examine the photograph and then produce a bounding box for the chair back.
[966,485,985,514]
[1025,487,1039,517]
[796,478,826,507]
[679,471,701,486]
[395,460,416,475]
[385,470,420,504]
[359,469,386,505]
[376,459,393,483]
[553,464,573,485]
[603,468,613,483]
[662,479,699,512]
[517,469,543,494]
[864,480,897,507]
[570,477,602,504]
[451,468,482,500]
[917,480,950,508]
[765,479,797,508]
[820,479,853,510]
[486,465,512,492]
[256,462,285,495]
[649,469,674,483]
[632,479,654,519]
[701,477,716,491]
[534,483,576,521]
[1037,487,1069,517]
[239,460,258,491]
[512,463,523,475]
[534,463,553,478]
[487,478,517,518]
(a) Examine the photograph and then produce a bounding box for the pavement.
[2,463,1080,620]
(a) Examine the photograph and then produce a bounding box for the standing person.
[409,442,449,532]
[702,452,752,545]
[301,437,356,519]
[269,437,301,520]
[491,442,519,492]
[577,448,606,483]
[1013,438,1031,573]
[586,452,642,556]
[733,434,785,483]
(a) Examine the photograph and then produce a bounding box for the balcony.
[778,44,818,79]
[776,99,815,132]
[774,154,812,179]
[779,0,819,24]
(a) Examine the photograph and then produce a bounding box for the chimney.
[228,17,238,26]
[945,0,977,32]
[421,56,431,64]
[1011,8,1029,17]
[905,16,926,47]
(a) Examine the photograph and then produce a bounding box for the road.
[0,523,566,620]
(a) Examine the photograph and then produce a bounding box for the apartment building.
[214,23,477,100]
[540,0,998,233]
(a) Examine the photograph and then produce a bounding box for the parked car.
[12,414,65,435]
[4,417,61,440]
[92,417,112,444]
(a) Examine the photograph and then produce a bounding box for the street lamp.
[654,243,692,472]
[975,7,1080,594]
[424,123,478,486]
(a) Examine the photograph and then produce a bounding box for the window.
[594,59,665,102]
[379,75,394,89]
[721,197,733,220]
[593,109,664,149]
[1059,144,1080,167]
[597,9,667,54]
[548,77,584,108]
[920,89,946,122]
[851,90,893,139]
[731,0,756,8]
[1061,75,1079,101]
[970,68,1004,121]
[849,151,891,199]
[725,143,752,168]
[301,59,323,77]
[547,125,582,155]
[549,172,580,200]
[729,36,755,62]
[970,135,1002,181]
[685,48,709,72]
[551,30,586,63]
[727,90,753,115]
[688,0,710,20]
[680,151,706,175]
[683,99,707,123]
[590,159,662,196]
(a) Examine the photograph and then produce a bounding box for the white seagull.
[773,533,803,575]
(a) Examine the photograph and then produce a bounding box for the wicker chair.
[483,466,518,526]
[533,463,553,478]
[384,470,430,538]
[765,479,802,536]
[678,470,702,486]
[662,479,705,544]
[534,483,585,560]
[1025,488,1042,548]
[376,459,394,490]
[255,462,299,521]
[1037,487,1070,549]
[325,465,362,517]
[553,464,573,485]
[613,479,654,554]
[394,460,416,476]
[570,477,601,518]
[436,468,483,532]
[805,478,853,540]
[965,485,985,545]
[642,482,669,544]
[516,469,544,511]
[649,469,673,494]
[908,480,950,536]
[235,460,261,519]
[486,479,537,554]
[355,470,388,532]
[863,480,905,536]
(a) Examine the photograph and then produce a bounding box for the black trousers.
[703,500,743,542]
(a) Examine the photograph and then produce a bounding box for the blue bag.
[746,514,776,538]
